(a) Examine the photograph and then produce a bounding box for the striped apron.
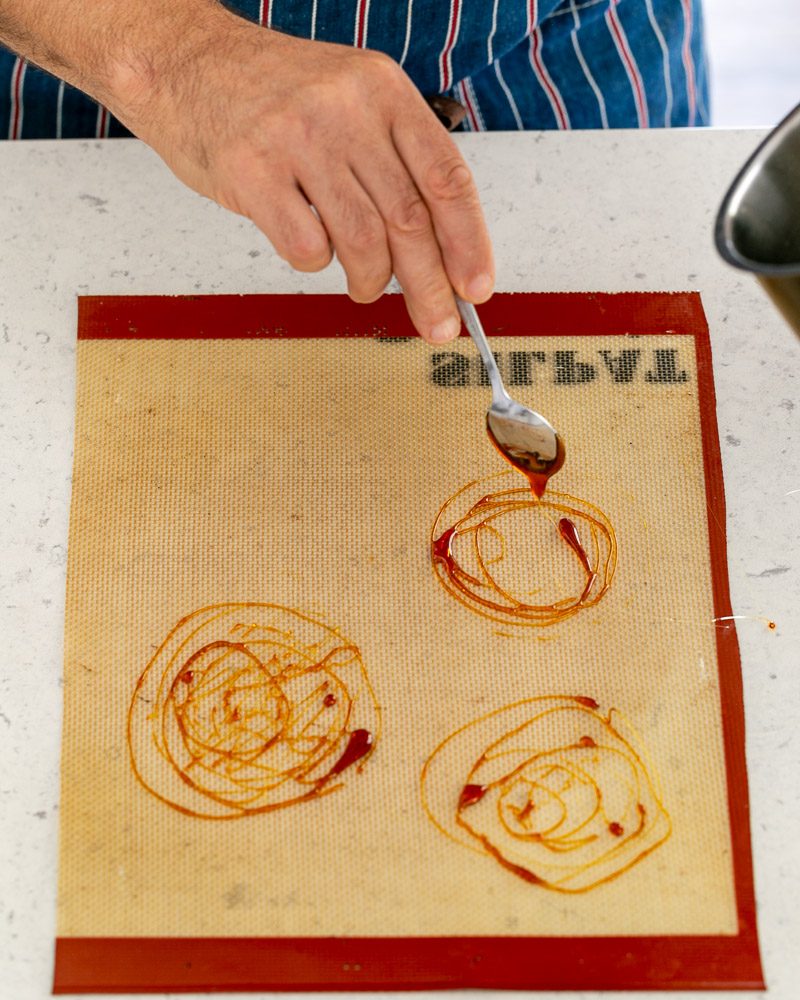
[1,0,708,138]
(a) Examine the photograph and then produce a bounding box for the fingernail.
[429,316,461,343]
[466,272,494,302]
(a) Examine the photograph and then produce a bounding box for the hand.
[111,9,494,343]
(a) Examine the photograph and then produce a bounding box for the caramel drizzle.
[421,696,671,893]
[128,604,379,820]
[431,474,617,626]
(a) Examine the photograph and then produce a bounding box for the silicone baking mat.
[54,292,763,992]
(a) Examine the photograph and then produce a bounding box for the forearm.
[0,0,233,126]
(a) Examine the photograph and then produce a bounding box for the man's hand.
[111,8,494,343]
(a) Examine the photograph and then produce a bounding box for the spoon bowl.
[457,299,565,496]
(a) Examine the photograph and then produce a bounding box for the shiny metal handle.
[456,298,510,410]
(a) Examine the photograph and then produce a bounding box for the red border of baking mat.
[54,292,763,993]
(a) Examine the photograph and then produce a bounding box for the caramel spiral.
[431,472,617,626]
[421,695,671,892]
[128,603,380,819]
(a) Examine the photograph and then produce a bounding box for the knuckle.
[424,157,475,202]
[284,234,330,271]
[386,194,431,239]
[347,259,392,302]
[367,49,396,70]
[346,255,392,302]
[288,254,329,273]
[360,48,401,82]
[347,50,408,109]
[348,279,388,304]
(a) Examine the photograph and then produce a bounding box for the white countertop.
[0,129,797,1000]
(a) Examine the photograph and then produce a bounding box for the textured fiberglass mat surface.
[54,292,762,992]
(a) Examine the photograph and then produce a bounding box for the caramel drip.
[431,475,617,627]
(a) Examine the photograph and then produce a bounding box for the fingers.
[393,101,494,306]
[245,180,333,273]
[353,152,461,344]
[194,41,491,345]
[300,168,393,304]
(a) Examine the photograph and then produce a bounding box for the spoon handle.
[456,298,510,410]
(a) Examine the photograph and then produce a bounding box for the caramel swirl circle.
[421,695,671,892]
[431,473,617,627]
[128,603,380,819]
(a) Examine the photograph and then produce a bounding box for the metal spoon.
[456,298,565,497]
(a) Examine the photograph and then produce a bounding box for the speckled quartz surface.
[0,131,798,1000]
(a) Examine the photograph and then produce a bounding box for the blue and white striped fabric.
[0,0,709,139]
